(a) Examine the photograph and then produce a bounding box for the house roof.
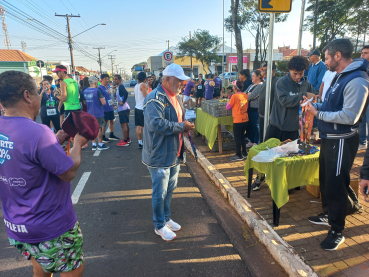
[0,49,37,62]
[280,49,309,57]
[76,66,90,72]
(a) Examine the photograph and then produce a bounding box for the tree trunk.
[231,0,243,75]
[254,25,260,70]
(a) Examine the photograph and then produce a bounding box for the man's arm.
[141,83,149,97]
[275,79,308,108]
[60,81,67,102]
[319,82,324,99]
[144,99,185,135]
[316,78,369,124]
[119,85,129,104]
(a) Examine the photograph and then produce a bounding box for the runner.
[0,70,87,276]
[147,76,153,93]
[113,74,131,147]
[213,72,222,99]
[182,78,196,110]
[52,65,81,118]
[195,74,205,107]
[83,76,109,151]
[99,74,120,143]
[39,79,61,132]
[204,74,215,101]
[134,72,148,149]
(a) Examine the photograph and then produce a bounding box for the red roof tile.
[0,49,37,62]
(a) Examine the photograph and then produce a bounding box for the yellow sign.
[258,0,292,13]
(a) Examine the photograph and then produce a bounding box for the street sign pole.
[263,13,275,141]
[297,0,306,55]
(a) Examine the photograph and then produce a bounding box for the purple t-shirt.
[84,87,105,118]
[205,80,214,100]
[99,85,114,112]
[183,81,195,96]
[0,116,77,243]
[214,77,222,88]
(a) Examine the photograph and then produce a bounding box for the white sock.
[93,143,96,146]
[98,143,103,147]
[138,140,142,144]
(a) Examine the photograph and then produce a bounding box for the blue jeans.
[359,109,369,145]
[247,110,260,144]
[148,162,180,230]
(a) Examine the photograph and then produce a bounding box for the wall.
[0,62,28,74]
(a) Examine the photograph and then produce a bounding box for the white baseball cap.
[163,63,190,81]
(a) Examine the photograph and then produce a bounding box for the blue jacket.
[314,59,369,139]
[142,84,185,168]
[307,60,327,91]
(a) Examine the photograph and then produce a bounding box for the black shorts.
[104,111,115,121]
[64,108,81,118]
[135,108,144,127]
[213,88,221,98]
[196,91,204,98]
[119,110,130,124]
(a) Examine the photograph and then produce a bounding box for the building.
[278,46,309,60]
[0,49,37,74]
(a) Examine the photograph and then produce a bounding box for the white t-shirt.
[134,83,144,110]
[321,71,337,102]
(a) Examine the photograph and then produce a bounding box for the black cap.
[262,61,276,70]
[308,49,321,57]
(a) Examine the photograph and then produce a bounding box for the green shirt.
[63,78,80,111]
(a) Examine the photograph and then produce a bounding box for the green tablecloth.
[195,108,233,149]
[244,138,320,209]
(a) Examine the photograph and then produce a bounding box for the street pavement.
[0,87,285,276]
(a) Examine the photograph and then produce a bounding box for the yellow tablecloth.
[244,138,320,208]
[195,108,233,150]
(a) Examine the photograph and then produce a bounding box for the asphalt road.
[0,86,285,276]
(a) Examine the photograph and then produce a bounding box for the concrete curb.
[184,137,318,277]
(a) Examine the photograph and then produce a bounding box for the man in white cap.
[142,63,195,241]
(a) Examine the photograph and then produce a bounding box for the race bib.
[198,85,202,90]
[108,99,113,106]
[47,109,57,116]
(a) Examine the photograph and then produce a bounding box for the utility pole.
[55,13,80,75]
[21,41,26,52]
[189,31,193,78]
[166,40,169,51]
[0,7,11,49]
[222,0,225,81]
[313,0,319,49]
[93,47,105,74]
[108,55,115,76]
[297,0,306,55]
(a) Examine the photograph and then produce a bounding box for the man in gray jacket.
[143,63,195,241]
[306,39,369,250]
[265,56,316,141]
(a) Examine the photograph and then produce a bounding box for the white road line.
[72,172,91,204]
[93,150,101,156]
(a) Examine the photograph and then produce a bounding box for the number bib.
[47,108,57,116]
[108,99,113,106]
[198,85,203,90]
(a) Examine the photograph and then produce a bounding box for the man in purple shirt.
[204,74,215,100]
[84,76,109,151]
[213,72,222,99]
[183,78,195,110]
[0,71,88,276]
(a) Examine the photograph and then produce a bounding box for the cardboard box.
[305,179,359,199]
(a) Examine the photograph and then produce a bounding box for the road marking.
[72,172,91,204]
[93,150,100,156]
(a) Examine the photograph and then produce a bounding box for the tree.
[230,0,243,75]
[176,30,221,74]
[225,0,288,70]
[276,60,288,73]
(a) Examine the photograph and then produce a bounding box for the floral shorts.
[9,222,84,273]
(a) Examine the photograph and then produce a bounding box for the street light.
[72,23,106,38]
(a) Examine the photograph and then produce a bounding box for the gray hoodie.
[269,74,316,132]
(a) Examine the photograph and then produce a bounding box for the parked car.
[130,80,137,87]
[220,72,237,81]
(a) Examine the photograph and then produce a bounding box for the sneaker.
[92,145,97,151]
[359,144,367,150]
[109,134,120,141]
[97,144,109,150]
[320,230,345,250]
[246,142,256,148]
[138,143,143,149]
[117,140,129,147]
[166,219,181,231]
[230,155,244,161]
[242,153,248,159]
[127,138,132,144]
[102,137,111,143]
[308,213,330,226]
[155,225,176,241]
[252,179,262,191]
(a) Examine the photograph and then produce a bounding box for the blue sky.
[2,0,313,73]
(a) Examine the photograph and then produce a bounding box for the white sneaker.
[155,225,176,241]
[166,219,181,231]
[359,144,367,150]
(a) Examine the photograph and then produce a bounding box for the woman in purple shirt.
[183,79,196,110]
[0,71,88,276]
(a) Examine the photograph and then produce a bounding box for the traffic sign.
[163,51,173,66]
[258,0,292,13]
